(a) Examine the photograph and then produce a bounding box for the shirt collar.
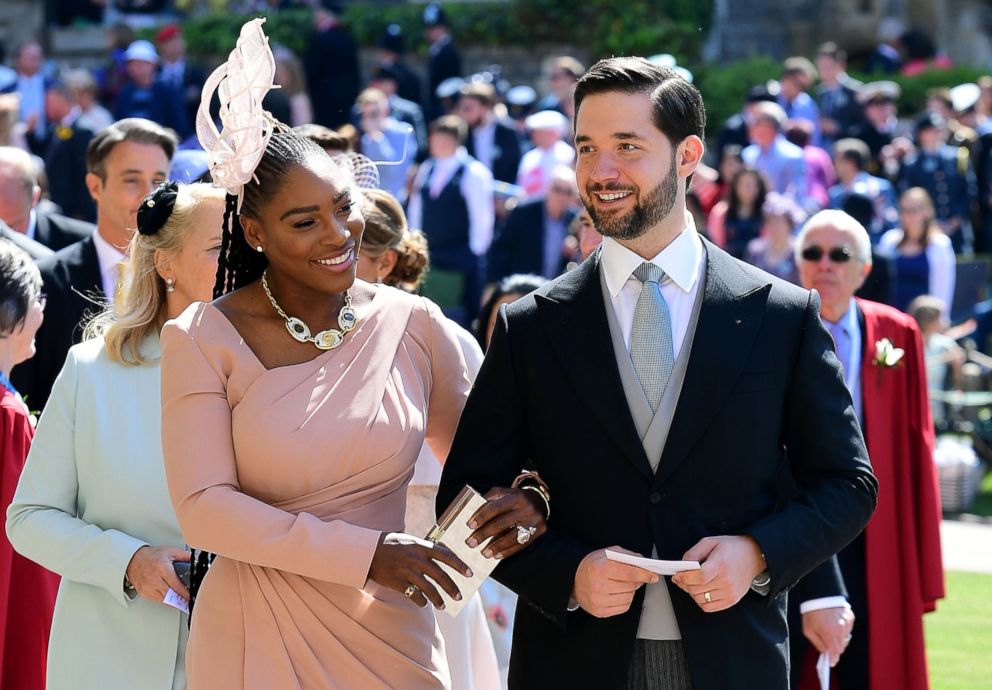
[92,228,127,274]
[25,209,37,240]
[825,297,859,336]
[600,216,703,298]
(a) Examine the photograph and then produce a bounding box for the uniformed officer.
[899,112,977,252]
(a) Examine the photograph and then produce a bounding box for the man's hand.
[572,547,659,618]
[803,606,855,666]
[125,546,191,604]
[670,536,765,612]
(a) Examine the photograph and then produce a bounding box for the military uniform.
[899,145,976,252]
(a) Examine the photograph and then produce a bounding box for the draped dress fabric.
[160,285,473,690]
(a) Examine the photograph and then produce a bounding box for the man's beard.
[581,152,679,241]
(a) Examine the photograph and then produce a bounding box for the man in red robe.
[792,209,945,690]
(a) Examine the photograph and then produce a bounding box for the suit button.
[650,492,662,504]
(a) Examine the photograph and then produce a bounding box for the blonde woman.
[6,182,225,690]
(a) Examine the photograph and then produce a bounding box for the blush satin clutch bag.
[425,485,501,617]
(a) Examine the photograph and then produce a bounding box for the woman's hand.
[367,533,473,610]
[124,546,191,603]
[465,487,548,560]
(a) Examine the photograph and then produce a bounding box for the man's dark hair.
[86,117,178,181]
[573,57,706,145]
[834,138,871,171]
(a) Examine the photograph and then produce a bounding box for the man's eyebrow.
[574,131,647,145]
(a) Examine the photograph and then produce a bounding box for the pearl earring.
[165,278,175,293]
[256,245,264,253]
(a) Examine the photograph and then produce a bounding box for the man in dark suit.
[305,1,361,129]
[0,41,54,156]
[815,43,864,150]
[438,57,877,690]
[44,80,97,222]
[376,24,424,108]
[487,165,577,283]
[367,65,428,157]
[12,118,176,410]
[0,220,52,262]
[155,24,206,139]
[423,3,462,120]
[0,145,93,251]
[458,81,523,185]
[114,40,188,138]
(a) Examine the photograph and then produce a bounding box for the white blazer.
[878,228,957,320]
[6,336,187,690]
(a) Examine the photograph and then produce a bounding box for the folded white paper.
[817,652,830,690]
[163,588,189,614]
[604,550,701,575]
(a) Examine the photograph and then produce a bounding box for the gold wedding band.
[703,591,712,604]
[403,584,419,599]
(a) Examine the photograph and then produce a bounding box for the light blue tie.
[630,262,675,412]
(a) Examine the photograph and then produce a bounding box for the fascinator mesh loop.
[137,181,179,236]
[196,18,279,211]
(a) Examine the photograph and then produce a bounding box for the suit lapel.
[67,236,105,300]
[654,242,771,486]
[537,253,654,481]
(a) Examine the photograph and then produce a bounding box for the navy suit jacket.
[466,120,522,185]
[486,199,574,283]
[438,242,878,690]
[11,235,104,410]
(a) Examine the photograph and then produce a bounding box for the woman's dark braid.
[211,132,327,298]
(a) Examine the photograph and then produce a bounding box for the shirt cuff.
[800,596,850,614]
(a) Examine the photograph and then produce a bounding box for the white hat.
[950,83,981,113]
[525,109,569,136]
[124,40,158,64]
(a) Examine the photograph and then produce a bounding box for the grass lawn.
[926,570,992,690]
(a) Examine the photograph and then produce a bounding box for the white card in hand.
[163,588,189,614]
[817,652,830,690]
[604,550,701,576]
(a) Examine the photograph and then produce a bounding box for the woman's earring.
[256,245,264,253]
[165,278,176,293]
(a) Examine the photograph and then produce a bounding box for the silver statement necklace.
[261,269,358,350]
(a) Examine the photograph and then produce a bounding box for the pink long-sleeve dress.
[160,286,472,690]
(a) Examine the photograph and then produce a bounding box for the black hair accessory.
[137,181,179,236]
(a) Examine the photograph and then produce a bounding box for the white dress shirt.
[17,72,46,138]
[92,228,127,299]
[407,148,495,257]
[471,118,497,172]
[599,218,704,356]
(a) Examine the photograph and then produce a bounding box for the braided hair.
[212,131,331,298]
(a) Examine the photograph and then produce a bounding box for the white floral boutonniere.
[872,337,904,386]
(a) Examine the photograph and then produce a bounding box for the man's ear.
[678,135,705,178]
[85,172,102,205]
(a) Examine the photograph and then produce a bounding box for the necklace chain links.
[261,269,358,350]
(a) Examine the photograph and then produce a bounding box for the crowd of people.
[0,3,979,690]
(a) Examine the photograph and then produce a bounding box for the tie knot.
[633,262,664,286]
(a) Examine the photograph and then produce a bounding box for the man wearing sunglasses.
[792,210,944,690]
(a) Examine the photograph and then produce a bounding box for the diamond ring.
[403,584,419,599]
[515,525,537,545]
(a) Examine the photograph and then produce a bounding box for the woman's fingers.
[428,544,472,578]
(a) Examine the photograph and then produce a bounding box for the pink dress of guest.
[160,286,473,690]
